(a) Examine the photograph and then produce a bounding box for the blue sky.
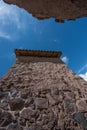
[0,0,87,81]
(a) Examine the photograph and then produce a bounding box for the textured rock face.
[4,0,87,22]
[1,50,87,129]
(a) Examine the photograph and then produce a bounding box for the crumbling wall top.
[15,49,62,58]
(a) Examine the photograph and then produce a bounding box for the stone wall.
[0,56,87,129]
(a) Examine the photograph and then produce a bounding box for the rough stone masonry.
[0,49,87,130]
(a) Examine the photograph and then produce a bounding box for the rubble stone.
[0,49,87,129]
[0,111,13,127]
[10,98,25,111]
[35,98,48,109]
[6,123,23,130]
[76,98,87,112]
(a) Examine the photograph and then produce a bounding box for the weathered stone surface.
[0,128,6,130]
[0,49,87,130]
[4,0,87,22]
[0,101,8,110]
[76,98,87,112]
[73,112,87,130]
[35,98,48,109]
[0,94,10,110]
[6,123,23,130]
[51,86,59,96]
[46,93,58,106]
[64,98,76,113]
[10,88,18,97]
[24,97,33,107]
[21,89,30,99]
[29,124,44,130]
[0,111,13,127]
[0,91,5,99]
[20,108,38,120]
[10,98,25,111]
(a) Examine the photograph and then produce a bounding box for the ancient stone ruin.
[4,0,87,22]
[0,49,87,130]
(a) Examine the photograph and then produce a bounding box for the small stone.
[48,120,56,130]
[0,127,6,130]
[0,101,8,110]
[29,124,44,130]
[73,112,87,130]
[51,87,59,95]
[19,118,26,126]
[46,93,58,106]
[14,111,20,117]
[54,126,61,130]
[24,97,33,107]
[2,95,10,102]
[0,91,5,98]
[0,111,13,127]
[10,98,25,111]
[34,90,40,97]
[6,123,23,130]
[73,112,85,123]
[59,111,65,120]
[10,88,18,97]
[41,89,49,95]
[64,98,76,113]
[20,108,38,120]
[34,97,48,109]
[64,91,75,99]
[76,98,87,112]
[24,128,30,130]
[21,90,30,99]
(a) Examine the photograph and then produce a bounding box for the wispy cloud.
[61,56,69,64]
[78,64,87,73]
[78,64,87,81]
[79,72,87,81]
[0,0,26,29]
[0,0,29,40]
[0,31,11,39]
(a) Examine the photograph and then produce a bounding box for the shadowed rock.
[3,0,87,22]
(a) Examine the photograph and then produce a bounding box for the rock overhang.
[3,0,87,22]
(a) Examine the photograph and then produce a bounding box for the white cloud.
[0,0,29,41]
[79,72,87,81]
[0,0,26,29]
[0,31,11,39]
[78,64,87,81]
[61,56,69,64]
[78,64,87,73]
